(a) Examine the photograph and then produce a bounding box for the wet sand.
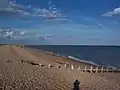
[0,45,120,90]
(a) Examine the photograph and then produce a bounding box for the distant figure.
[73,79,80,90]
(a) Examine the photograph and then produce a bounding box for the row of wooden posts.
[20,60,120,73]
[64,64,120,73]
[38,63,120,73]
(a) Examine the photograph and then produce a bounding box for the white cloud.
[0,29,29,40]
[9,1,24,9]
[102,7,120,16]
[0,28,56,40]
[0,0,31,17]
[31,7,62,18]
[20,31,26,36]
[0,7,32,18]
[0,7,15,12]
[36,34,55,40]
[0,0,66,20]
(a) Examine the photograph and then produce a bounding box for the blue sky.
[0,0,120,45]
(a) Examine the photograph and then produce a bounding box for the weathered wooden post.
[110,67,113,72]
[39,63,42,67]
[39,63,45,67]
[107,67,109,72]
[101,66,104,73]
[77,66,81,70]
[64,64,67,68]
[48,64,53,68]
[84,65,87,72]
[20,60,24,63]
[90,66,93,73]
[71,65,74,70]
[96,66,99,73]
[48,64,51,68]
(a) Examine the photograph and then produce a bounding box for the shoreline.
[26,47,98,65]
[0,44,119,68]
[26,46,120,69]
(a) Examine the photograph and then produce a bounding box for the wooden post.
[71,65,74,70]
[48,64,51,68]
[90,66,93,73]
[64,64,67,68]
[39,63,42,67]
[48,64,53,68]
[107,67,109,72]
[77,66,81,70]
[20,60,24,63]
[101,66,104,73]
[84,65,87,72]
[96,66,99,73]
[113,67,116,72]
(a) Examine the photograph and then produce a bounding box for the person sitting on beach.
[73,79,80,90]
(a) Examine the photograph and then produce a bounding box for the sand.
[0,45,120,90]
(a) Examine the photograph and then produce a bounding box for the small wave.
[68,56,98,65]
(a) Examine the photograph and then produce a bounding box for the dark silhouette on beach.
[73,79,80,90]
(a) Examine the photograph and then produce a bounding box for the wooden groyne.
[19,60,120,73]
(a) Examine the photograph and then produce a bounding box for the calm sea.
[26,45,120,67]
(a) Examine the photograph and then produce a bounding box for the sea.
[26,45,120,67]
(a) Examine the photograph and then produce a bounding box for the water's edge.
[25,45,120,68]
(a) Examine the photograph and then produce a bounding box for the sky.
[0,0,120,45]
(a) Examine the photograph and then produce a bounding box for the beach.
[0,45,120,90]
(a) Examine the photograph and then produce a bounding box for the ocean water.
[26,45,120,67]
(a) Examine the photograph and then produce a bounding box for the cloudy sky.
[0,0,120,45]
